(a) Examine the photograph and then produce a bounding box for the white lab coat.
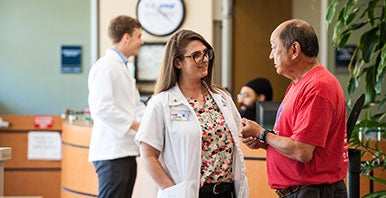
[88,48,145,162]
[135,85,249,198]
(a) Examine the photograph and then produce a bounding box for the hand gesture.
[240,118,264,138]
[241,136,265,149]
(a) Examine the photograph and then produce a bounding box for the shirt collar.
[111,47,128,65]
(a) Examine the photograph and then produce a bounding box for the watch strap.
[259,130,275,145]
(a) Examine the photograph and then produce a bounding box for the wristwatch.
[259,130,275,145]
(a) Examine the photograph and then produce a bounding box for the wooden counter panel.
[62,123,92,147]
[61,144,98,196]
[4,170,60,198]
[240,141,274,197]
[359,166,386,197]
[0,132,61,168]
[360,140,386,161]
[240,143,266,158]
[61,123,98,198]
[245,160,276,197]
[0,115,63,131]
[61,189,96,198]
[0,115,62,198]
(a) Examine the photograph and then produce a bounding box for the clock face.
[136,0,185,36]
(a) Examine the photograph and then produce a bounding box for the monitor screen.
[255,101,281,129]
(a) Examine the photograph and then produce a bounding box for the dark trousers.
[93,156,137,198]
[285,180,347,198]
[199,182,235,198]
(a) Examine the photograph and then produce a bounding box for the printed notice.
[28,131,62,160]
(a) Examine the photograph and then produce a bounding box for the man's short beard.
[239,104,256,120]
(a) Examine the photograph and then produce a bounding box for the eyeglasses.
[182,49,214,64]
[237,93,251,100]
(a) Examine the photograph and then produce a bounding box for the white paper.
[28,131,62,160]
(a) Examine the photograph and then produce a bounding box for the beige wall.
[292,0,322,41]
[233,0,293,101]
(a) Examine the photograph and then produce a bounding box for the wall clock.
[136,0,186,37]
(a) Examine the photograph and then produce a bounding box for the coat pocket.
[157,181,186,198]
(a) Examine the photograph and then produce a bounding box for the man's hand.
[240,118,264,138]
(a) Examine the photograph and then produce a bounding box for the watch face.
[136,0,185,36]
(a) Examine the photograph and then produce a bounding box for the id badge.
[171,110,190,121]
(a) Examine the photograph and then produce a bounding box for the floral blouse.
[186,94,235,187]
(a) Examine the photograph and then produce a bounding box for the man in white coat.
[87,15,145,198]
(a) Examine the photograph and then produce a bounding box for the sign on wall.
[335,45,357,73]
[61,45,82,73]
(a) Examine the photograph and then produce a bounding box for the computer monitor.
[255,101,281,129]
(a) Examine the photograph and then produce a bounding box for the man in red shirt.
[241,19,348,198]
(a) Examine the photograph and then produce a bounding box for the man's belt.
[275,185,307,198]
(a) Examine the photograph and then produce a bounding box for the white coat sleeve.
[135,96,165,151]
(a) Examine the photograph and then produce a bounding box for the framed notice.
[61,45,82,73]
[135,43,166,82]
[335,45,357,73]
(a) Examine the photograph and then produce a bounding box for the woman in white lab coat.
[135,30,249,198]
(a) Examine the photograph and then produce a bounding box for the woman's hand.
[241,136,266,149]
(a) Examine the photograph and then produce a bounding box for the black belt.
[275,180,345,198]
[275,185,307,198]
[200,182,234,195]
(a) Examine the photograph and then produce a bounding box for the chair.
[347,94,365,198]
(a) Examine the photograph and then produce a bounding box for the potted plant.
[326,0,386,197]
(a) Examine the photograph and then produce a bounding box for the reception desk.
[0,115,63,198]
[61,122,98,197]
[240,143,277,197]
[0,147,11,196]
[61,122,158,198]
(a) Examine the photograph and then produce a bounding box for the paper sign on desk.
[28,131,62,160]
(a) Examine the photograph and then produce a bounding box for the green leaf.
[332,20,345,46]
[363,191,386,198]
[380,22,386,45]
[348,20,368,31]
[374,50,385,94]
[360,27,379,63]
[378,44,386,81]
[372,112,386,121]
[362,175,386,185]
[326,0,342,27]
[348,76,358,95]
[378,97,386,112]
[337,6,345,21]
[367,0,378,26]
[354,58,364,78]
[365,67,377,104]
[344,0,358,22]
[338,32,352,48]
[345,8,359,25]
[375,64,385,94]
